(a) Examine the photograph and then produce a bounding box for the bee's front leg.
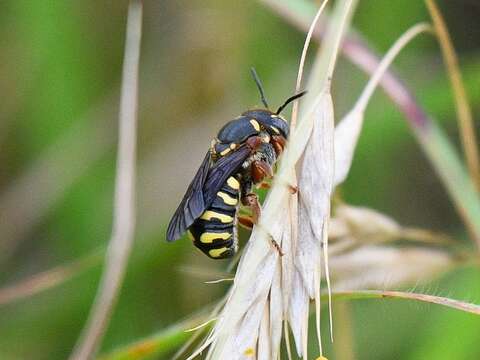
[257,179,297,194]
[251,160,273,183]
[241,193,261,224]
[238,215,254,230]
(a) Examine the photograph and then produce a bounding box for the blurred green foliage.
[0,0,479,359]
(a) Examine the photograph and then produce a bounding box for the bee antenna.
[250,67,269,109]
[275,90,307,115]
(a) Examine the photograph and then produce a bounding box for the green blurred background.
[0,0,479,359]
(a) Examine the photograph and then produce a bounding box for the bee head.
[242,109,289,139]
[249,67,307,140]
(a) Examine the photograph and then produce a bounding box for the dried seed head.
[330,246,453,291]
[189,6,437,360]
[334,204,401,243]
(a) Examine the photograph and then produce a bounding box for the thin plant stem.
[333,301,355,360]
[331,290,480,315]
[425,0,480,192]
[354,23,433,113]
[69,2,142,359]
[0,250,102,307]
[290,0,329,130]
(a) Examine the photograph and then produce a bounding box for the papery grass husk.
[287,0,358,356]
[186,2,479,360]
[329,246,454,291]
[190,1,355,359]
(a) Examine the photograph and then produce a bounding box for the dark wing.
[202,144,252,206]
[166,151,212,241]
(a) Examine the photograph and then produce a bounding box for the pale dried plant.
[185,2,472,360]
[70,2,142,359]
[330,246,454,291]
[187,0,351,359]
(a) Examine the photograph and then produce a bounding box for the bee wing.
[202,144,252,206]
[166,151,212,241]
[166,145,252,242]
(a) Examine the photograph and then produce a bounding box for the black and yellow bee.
[166,69,306,259]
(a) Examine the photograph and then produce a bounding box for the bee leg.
[240,194,284,256]
[238,215,254,230]
[251,161,273,184]
[271,135,286,156]
[242,193,261,224]
[258,178,297,194]
[250,160,297,194]
[258,181,271,190]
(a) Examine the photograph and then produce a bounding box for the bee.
[166,69,306,259]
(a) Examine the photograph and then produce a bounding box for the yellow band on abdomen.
[217,191,238,206]
[199,232,231,243]
[209,247,228,258]
[200,210,233,223]
[226,176,240,190]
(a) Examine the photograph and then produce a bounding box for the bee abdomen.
[188,176,240,259]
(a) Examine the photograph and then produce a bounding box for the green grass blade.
[416,122,480,244]
[98,322,197,360]
[100,288,480,359]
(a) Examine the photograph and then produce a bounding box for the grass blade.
[334,23,431,185]
[418,122,480,246]
[98,315,208,360]
[70,2,142,359]
[331,290,480,316]
[425,0,480,191]
[0,250,101,307]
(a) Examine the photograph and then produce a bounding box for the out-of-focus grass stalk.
[399,227,457,246]
[352,23,432,113]
[332,302,355,360]
[260,0,480,247]
[102,289,480,360]
[332,290,480,315]
[0,100,115,264]
[0,249,102,307]
[334,23,431,185]
[98,315,208,360]
[417,123,480,246]
[70,2,142,359]
[425,0,480,192]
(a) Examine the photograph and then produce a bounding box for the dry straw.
[425,0,480,191]
[183,1,441,359]
[186,1,357,358]
[70,2,142,359]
